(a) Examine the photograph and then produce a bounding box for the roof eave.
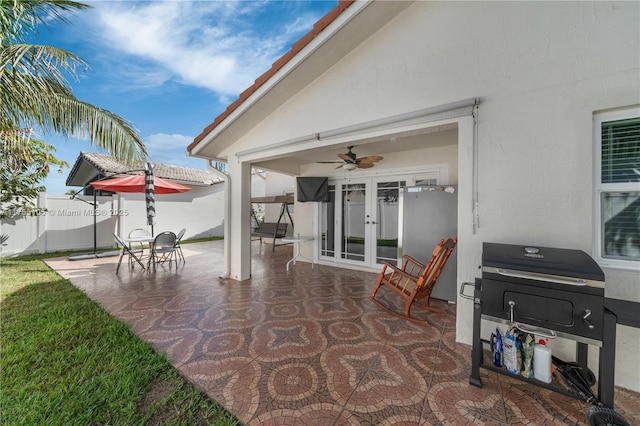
[187,0,368,159]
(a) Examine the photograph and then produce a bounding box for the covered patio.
[45,240,639,425]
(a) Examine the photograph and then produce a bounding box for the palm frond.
[2,42,88,86]
[49,94,148,160]
[0,70,147,161]
[1,0,90,43]
[0,1,147,163]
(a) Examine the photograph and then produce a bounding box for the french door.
[320,176,409,269]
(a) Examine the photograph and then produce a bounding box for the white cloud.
[144,133,193,153]
[89,1,325,97]
[143,133,208,168]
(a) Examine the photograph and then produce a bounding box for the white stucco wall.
[1,185,226,257]
[116,185,226,239]
[223,1,639,390]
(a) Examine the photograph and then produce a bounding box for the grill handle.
[496,269,586,286]
[459,282,475,301]
[514,322,557,339]
[508,301,516,323]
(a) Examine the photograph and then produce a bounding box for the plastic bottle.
[533,339,552,383]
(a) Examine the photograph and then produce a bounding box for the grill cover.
[482,242,605,282]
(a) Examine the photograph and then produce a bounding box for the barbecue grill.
[463,242,617,409]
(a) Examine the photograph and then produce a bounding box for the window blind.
[602,191,640,260]
[600,115,640,261]
[601,117,640,184]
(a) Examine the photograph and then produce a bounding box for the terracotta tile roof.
[66,152,223,186]
[187,0,355,153]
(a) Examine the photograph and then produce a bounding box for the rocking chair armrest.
[378,260,398,274]
[379,260,396,269]
[382,263,421,281]
[402,255,427,270]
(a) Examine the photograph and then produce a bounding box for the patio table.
[125,236,155,262]
[281,235,314,271]
[125,236,155,245]
[125,236,154,249]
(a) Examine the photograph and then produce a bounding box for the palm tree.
[0,0,148,162]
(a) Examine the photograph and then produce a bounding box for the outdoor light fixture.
[343,162,357,171]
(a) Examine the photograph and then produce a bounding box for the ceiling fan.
[318,146,383,170]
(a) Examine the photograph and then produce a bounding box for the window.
[594,107,640,269]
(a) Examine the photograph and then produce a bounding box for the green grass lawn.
[0,252,238,425]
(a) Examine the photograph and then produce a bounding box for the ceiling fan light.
[343,162,357,171]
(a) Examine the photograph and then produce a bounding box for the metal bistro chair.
[114,233,146,274]
[175,228,186,262]
[148,231,178,269]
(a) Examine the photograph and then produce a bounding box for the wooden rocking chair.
[370,237,457,324]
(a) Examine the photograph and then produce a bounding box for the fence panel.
[1,187,226,257]
[45,195,117,253]
[1,195,118,257]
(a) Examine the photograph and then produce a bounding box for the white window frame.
[593,106,640,271]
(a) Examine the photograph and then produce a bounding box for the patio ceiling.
[249,123,459,175]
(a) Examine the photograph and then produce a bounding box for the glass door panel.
[320,185,336,257]
[341,183,367,262]
[374,180,406,266]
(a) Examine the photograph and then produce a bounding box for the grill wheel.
[587,406,629,426]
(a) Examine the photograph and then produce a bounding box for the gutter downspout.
[206,160,231,279]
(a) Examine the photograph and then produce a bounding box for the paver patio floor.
[46,240,639,425]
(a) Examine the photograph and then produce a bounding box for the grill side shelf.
[472,336,593,403]
[477,360,594,403]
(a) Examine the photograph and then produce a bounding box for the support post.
[469,277,483,387]
[598,309,616,408]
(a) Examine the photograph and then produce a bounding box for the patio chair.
[148,231,178,269]
[128,228,152,256]
[175,228,186,262]
[114,233,146,274]
[370,237,457,324]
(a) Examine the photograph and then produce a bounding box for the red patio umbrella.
[90,174,191,194]
[90,170,191,236]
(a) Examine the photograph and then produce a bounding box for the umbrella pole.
[93,191,97,253]
[68,185,120,261]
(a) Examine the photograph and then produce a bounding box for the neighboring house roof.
[65,152,223,187]
[187,0,355,153]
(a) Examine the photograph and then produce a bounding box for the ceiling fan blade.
[358,155,384,164]
[316,161,343,164]
[356,162,374,169]
[337,153,355,162]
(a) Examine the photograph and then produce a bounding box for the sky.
[34,0,338,194]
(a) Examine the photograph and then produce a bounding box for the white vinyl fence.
[1,185,226,257]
